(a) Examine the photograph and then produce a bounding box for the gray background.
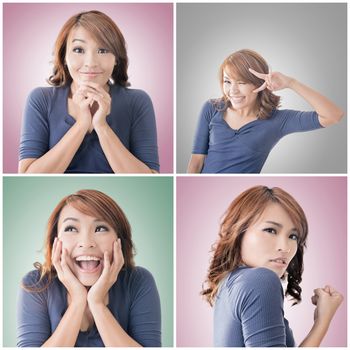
[177,3,347,173]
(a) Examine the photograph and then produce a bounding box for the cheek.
[96,235,116,254]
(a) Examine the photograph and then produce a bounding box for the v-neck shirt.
[19,85,159,173]
[193,100,323,173]
[17,267,161,347]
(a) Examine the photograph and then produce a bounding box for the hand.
[51,237,87,306]
[71,84,94,129]
[249,68,295,93]
[311,285,343,324]
[79,81,111,130]
[87,239,124,307]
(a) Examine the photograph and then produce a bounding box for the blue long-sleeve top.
[17,266,161,347]
[214,266,295,347]
[19,85,160,173]
[192,100,323,173]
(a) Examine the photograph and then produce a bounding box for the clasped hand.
[52,237,124,308]
[72,81,111,130]
[249,68,295,93]
[311,285,343,324]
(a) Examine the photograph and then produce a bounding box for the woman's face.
[57,204,118,286]
[223,70,258,111]
[65,26,116,88]
[240,203,299,277]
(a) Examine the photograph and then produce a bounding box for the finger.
[51,237,58,261]
[253,82,267,93]
[100,251,111,279]
[311,295,318,305]
[324,285,331,294]
[248,68,266,80]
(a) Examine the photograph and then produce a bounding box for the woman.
[17,190,161,347]
[202,186,343,347]
[19,11,159,173]
[188,49,343,173]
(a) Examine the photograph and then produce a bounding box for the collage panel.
[177,176,346,347]
[4,3,173,174]
[3,176,173,346]
[177,3,346,174]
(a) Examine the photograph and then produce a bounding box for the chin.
[77,275,100,287]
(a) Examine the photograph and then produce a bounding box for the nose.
[78,232,96,249]
[277,237,291,254]
[84,51,98,67]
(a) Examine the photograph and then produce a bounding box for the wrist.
[287,77,298,89]
[94,120,109,133]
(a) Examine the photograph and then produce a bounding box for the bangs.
[65,196,116,229]
[223,61,250,83]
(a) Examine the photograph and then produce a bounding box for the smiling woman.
[17,189,161,347]
[187,49,344,173]
[18,10,159,173]
[202,186,343,347]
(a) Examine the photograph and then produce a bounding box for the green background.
[3,176,173,346]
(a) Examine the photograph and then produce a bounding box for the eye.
[224,79,231,84]
[98,48,109,54]
[263,227,277,234]
[289,233,299,241]
[95,225,109,233]
[64,225,78,232]
[72,47,84,54]
[238,81,246,85]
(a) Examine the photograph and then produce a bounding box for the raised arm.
[299,285,343,347]
[249,68,344,127]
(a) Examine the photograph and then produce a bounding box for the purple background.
[177,176,347,347]
[3,3,173,173]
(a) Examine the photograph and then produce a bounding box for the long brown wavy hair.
[202,186,308,306]
[215,49,281,119]
[48,10,129,87]
[23,189,135,291]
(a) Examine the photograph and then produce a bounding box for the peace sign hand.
[249,68,295,93]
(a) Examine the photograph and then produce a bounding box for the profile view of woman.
[202,186,343,347]
[19,10,159,174]
[17,189,161,347]
[188,49,344,173]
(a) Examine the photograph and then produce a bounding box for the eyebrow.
[264,220,283,227]
[72,38,86,43]
[265,220,298,232]
[62,217,106,223]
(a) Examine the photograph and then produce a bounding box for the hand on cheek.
[52,237,87,306]
[87,239,124,307]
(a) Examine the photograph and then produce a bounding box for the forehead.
[58,204,99,224]
[67,26,98,45]
[253,203,295,229]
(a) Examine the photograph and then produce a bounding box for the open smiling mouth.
[75,255,102,273]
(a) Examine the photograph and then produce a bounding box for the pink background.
[3,3,173,173]
[177,176,347,347]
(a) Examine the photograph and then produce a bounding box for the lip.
[79,72,103,78]
[269,257,287,266]
[73,254,103,274]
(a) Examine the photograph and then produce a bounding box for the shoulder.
[198,99,222,122]
[227,267,282,294]
[112,85,152,105]
[126,266,157,285]
[27,86,62,101]
[21,269,43,286]
[26,86,65,111]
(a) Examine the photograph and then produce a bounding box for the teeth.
[75,256,100,261]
